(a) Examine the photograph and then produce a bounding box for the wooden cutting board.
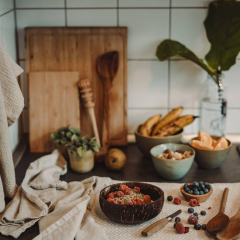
[25,27,128,150]
[29,72,80,152]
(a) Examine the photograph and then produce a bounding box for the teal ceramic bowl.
[150,144,195,180]
[135,125,183,158]
[189,136,232,169]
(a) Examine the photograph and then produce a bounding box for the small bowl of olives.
[180,181,213,203]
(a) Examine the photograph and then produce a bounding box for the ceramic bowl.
[180,183,213,203]
[189,136,232,169]
[99,182,164,224]
[134,125,183,158]
[150,144,195,180]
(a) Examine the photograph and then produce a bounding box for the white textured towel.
[0,42,24,213]
[1,150,240,240]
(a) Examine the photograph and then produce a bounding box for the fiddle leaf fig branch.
[156,0,240,79]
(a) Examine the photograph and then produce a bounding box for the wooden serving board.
[29,72,80,152]
[25,27,128,150]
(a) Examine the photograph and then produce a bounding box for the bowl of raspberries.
[180,181,213,203]
[99,182,164,224]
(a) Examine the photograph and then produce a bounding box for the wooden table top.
[2,144,240,240]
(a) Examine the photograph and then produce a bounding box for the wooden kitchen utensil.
[217,207,240,240]
[141,210,182,237]
[78,79,107,162]
[97,51,119,149]
[29,72,80,152]
[25,27,128,148]
[206,188,230,234]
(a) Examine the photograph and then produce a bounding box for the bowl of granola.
[150,143,195,180]
[99,182,164,224]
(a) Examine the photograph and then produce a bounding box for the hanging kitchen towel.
[0,42,24,203]
[0,150,111,239]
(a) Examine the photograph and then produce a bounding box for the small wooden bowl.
[180,183,213,203]
[99,182,164,224]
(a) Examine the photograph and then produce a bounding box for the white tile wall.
[67,0,117,8]
[16,0,65,8]
[128,61,168,108]
[171,9,210,59]
[119,0,169,8]
[119,9,169,59]
[16,10,65,59]
[13,1,240,135]
[0,0,13,15]
[67,9,117,26]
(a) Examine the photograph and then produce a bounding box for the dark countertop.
[2,143,240,239]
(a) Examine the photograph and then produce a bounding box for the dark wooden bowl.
[180,183,213,203]
[99,182,164,224]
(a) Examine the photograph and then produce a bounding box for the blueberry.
[199,181,203,185]
[167,196,173,201]
[194,224,201,230]
[174,223,177,229]
[189,190,193,194]
[201,210,206,216]
[186,189,191,194]
[199,191,204,195]
[193,187,198,191]
[175,217,181,223]
[205,182,209,186]
[193,212,198,217]
[185,187,190,192]
[184,183,188,189]
[200,184,205,190]
[194,191,200,195]
[204,188,209,194]
[188,208,194,213]
[206,185,212,190]
[202,224,207,230]
[193,181,199,188]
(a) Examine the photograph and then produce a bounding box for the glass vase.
[200,74,227,136]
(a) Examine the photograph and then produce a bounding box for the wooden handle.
[220,188,229,213]
[142,218,168,237]
[88,108,101,147]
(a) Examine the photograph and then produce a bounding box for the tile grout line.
[117,0,119,27]
[13,0,19,63]
[64,0,67,27]
[0,9,14,18]
[168,0,172,112]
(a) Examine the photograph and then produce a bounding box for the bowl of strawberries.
[99,182,164,224]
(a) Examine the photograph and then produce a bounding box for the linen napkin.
[0,42,24,212]
[0,150,112,239]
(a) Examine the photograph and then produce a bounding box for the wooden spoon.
[217,207,240,240]
[206,188,230,234]
[96,51,119,149]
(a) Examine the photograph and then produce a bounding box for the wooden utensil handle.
[88,107,101,147]
[142,218,168,237]
[220,188,229,213]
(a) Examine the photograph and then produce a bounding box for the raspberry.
[124,188,132,195]
[125,200,133,205]
[134,187,140,193]
[190,199,200,207]
[112,192,117,197]
[117,200,124,205]
[120,185,127,191]
[188,215,198,225]
[184,227,189,233]
[107,198,115,203]
[107,193,114,199]
[144,195,151,204]
[176,223,185,234]
[136,199,144,205]
[117,191,124,197]
[131,198,138,205]
[174,197,182,205]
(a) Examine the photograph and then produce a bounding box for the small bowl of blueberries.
[180,181,213,203]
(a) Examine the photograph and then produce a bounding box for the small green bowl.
[189,136,232,169]
[150,143,195,180]
[135,125,183,158]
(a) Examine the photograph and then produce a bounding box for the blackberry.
[188,208,194,214]
[202,224,207,230]
[174,223,177,229]
[167,196,173,201]
[175,217,181,223]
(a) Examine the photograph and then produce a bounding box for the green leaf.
[66,132,72,138]
[77,146,87,157]
[69,128,76,134]
[156,39,216,76]
[71,134,79,142]
[91,144,99,153]
[50,132,58,139]
[204,1,240,70]
[64,142,72,147]
[75,128,81,135]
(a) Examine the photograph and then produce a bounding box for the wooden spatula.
[96,51,119,149]
[206,188,230,234]
[141,210,182,237]
[217,207,240,240]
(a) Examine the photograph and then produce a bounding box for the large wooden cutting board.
[29,72,80,152]
[25,27,128,149]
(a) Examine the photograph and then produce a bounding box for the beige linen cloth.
[0,150,112,239]
[0,43,24,213]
